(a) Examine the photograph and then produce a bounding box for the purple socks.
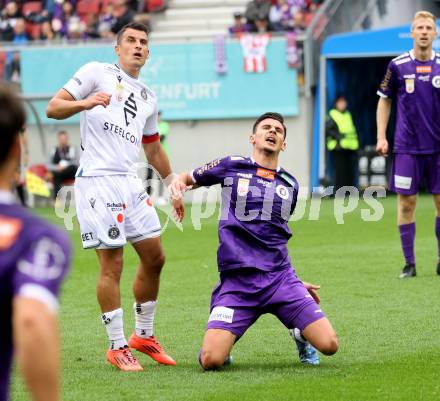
[399,222,416,265]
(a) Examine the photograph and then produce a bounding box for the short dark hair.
[253,112,287,137]
[116,22,149,44]
[0,85,26,164]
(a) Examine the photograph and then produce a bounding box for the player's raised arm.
[46,88,111,120]
[376,96,391,156]
[13,298,60,401]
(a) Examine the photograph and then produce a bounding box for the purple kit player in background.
[0,85,71,401]
[170,112,339,369]
[376,10,440,278]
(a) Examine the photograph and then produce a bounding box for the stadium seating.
[77,0,102,20]
[151,0,248,40]
[22,1,43,16]
[145,0,167,12]
[26,22,42,40]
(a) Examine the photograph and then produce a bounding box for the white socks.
[101,308,128,350]
[134,300,157,338]
[293,327,307,343]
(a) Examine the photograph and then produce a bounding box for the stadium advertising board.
[21,38,298,123]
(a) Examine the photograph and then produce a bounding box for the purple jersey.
[377,50,440,154]
[0,192,71,401]
[191,156,298,272]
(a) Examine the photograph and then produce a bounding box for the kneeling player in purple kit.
[0,85,71,401]
[170,112,339,368]
[376,11,440,278]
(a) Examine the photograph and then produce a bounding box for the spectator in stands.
[255,16,269,33]
[98,2,115,38]
[290,0,306,14]
[47,130,78,200]
[269,0,292,31]
[67,15,85,39]
[52,0,79,38]
[245,0,270,32]
[110,0,135,35]
[4,18,29,83]
[229,11,251,35]
[0,1,23,41]
[40,20,55,40]
[290,9,306,33]
[84,13,100,39]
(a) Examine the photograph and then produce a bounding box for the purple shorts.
[206,267,325,338]
[389,153,440,195]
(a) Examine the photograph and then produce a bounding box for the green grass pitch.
[11,195,440,401]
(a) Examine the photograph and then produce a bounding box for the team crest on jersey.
[237,178,250,197]
[405,79,414,93]
[432,75,440,88]
[276,185,289,200]
[115,80,124,102]
[108,225,120,240]
[141,88,148,100]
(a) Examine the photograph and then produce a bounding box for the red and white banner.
[240,34,271,73]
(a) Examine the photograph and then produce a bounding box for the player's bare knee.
[155,252,165,270]
[200,350,224,370]
[399,197,416,216]
[101,260,123,281]
[147,252,165,274]
[319,335,339,355]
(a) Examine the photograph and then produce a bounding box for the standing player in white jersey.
[47,22,182,371]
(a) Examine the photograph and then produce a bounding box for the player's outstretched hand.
[302,281,321,304]
[171,197,185,222]
[169,178,192,200]
[83,92,112,110]
[376,138,388,156]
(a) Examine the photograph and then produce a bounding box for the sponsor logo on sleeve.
[394,175,412,190]
[196,159,221,175]
[256,168,275,180]
[405,79,415,93]
[380,67,392,92]
[141,88,148,100]
[432,75,440,88]
[208,306,234,323]
[73,77,82,85]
